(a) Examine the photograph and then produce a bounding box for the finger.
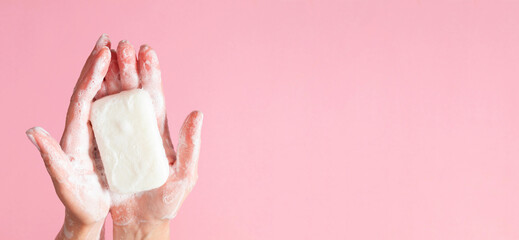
[117,40,139,90]
[174,111,203,179]
[26,127,70,183]
[79,34,111,82]
[137,45,175,159]
[95,49,121,100]
[105,49,121,95]
[138,45,166,129]
[62,47,111,154]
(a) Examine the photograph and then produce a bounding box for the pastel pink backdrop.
[1,1,519,239]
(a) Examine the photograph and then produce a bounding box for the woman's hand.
[26,35,113,240]
[97,40,204,239]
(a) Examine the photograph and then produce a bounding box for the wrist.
[113,219,170,240]
[56,211,105,240]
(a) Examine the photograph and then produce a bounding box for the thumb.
[26,127,70,183]
[175,111,204,179]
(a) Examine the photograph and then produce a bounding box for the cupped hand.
[26,35,113,239]
[96,40,203,236]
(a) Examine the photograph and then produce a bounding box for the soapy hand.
[26,35,113,240]
[97,38,203,238]
[26,34,203,239]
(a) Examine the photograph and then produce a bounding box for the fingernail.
[93,34,110,55]
[140,44,151,52]
[33,126,49,135]
[25,128,40,151]
[194,111,204,126]
[119,40,131,48]
[97,34,109,45]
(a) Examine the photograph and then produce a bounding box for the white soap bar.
[90,89,169,194]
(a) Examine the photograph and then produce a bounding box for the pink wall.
[2,1,519,239]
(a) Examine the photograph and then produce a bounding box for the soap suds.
[110,191,144,207]
[60,157,110,222]
[63,224,73,239]
[160,181,187,220]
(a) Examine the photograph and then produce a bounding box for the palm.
[54,153,110,223]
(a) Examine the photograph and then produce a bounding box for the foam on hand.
[90,89,169,194]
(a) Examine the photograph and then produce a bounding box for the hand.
[26,35,113,239]
[97,40,204,239]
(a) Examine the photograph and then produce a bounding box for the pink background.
[2,1,519,239]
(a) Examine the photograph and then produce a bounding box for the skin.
[26,35,203,240]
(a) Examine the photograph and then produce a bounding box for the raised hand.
[100,40,203,239]
[26,35,113,240]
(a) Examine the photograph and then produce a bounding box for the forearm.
[113,220,170,240]
[55,213,105,240]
